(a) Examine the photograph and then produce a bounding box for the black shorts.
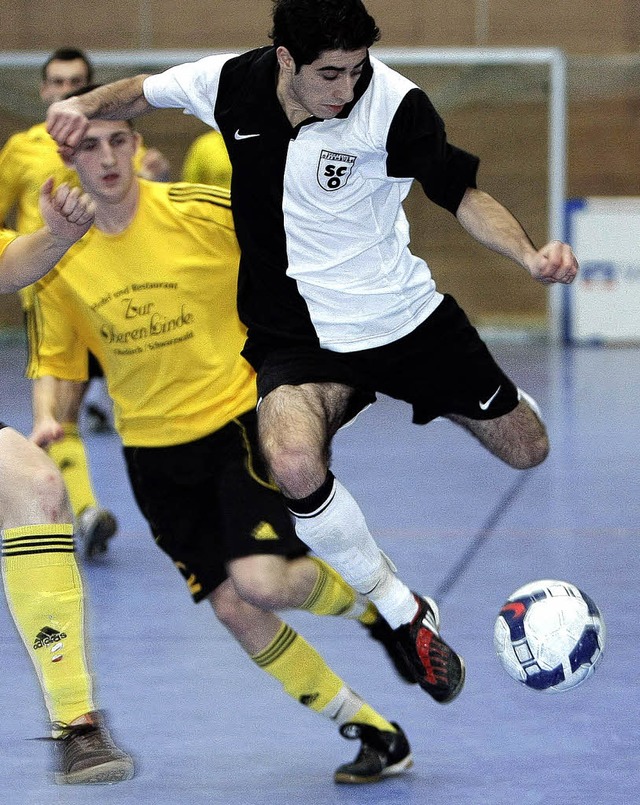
[0,421,7,430]
[252,294,518,425]
[88,352,104,380]
[123,409,307,603]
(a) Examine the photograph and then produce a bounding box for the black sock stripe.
[286,472,336,518]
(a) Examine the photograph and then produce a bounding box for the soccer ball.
[493,579,605,692]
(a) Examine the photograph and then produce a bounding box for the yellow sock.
[252,622,394,732]
[1,525,94,725]
[47,424,97,518]
[302,557,378,625]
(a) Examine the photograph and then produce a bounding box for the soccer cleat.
[361,614,417,684]
[53,711,134,785]
[334,721,413,784]
[393,594,465,703]
[77,506,118,559]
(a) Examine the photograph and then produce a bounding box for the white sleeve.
[143,53,238,130]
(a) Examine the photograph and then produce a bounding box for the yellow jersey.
[0,122,150,309]
[29,180,256,447]
[0,123,79,235]
[181,131,232,190]
[0,228,18,255]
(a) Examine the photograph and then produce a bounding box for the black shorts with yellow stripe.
[123,408,307,602]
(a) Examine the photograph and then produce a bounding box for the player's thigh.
[258,381,353,456]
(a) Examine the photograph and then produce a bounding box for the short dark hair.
[42,48,94,83]
[270,0,380,68]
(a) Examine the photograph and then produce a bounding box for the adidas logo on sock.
[33,626,67,650]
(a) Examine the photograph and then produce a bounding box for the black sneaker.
[53,711,134,785]
[335,722,413,784]
[362,615,417,684]
[393,594,465,703]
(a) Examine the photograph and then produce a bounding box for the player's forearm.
[0,229,79,293]
[74,75,152,120]
[31,375,59,424]
[456,187,538,273]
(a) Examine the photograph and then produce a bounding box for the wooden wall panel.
[1,1,639,52]
[0,1,142,50]
[487,0,634,53]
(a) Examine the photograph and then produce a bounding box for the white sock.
[292,478,416,628]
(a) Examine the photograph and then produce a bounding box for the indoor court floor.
[0,335,638,804]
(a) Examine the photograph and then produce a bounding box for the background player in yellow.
[0,48,170,558]
[30,108,415,784]
[181,129,232,189]
[0,180,133,785]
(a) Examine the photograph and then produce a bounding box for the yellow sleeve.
[0,228,18,257]
[0,135,24,226]
[26,273,89,382]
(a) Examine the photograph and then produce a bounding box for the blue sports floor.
[0,335,638,804]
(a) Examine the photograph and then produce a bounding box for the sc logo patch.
[317,149,357,191]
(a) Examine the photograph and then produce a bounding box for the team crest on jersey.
[316,150,357,191]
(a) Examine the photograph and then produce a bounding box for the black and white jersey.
[144,47,479,354]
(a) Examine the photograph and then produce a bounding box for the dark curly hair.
[270,0,380,70]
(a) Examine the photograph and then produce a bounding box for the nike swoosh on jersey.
[479,385,501,411]
[234,130,260,140]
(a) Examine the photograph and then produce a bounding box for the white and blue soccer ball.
[493,579,605,692]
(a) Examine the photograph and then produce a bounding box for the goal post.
[0,47,567,339]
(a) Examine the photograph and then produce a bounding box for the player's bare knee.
[264,448,325,499]
[232,569,287,610]
[208,582,248,629]
[27,462,69,522]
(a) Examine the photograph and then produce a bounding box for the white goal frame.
[0,46,568,340]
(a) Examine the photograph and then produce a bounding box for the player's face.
[70,120,139,204]
[40,59,89,105]
[279,47,368,123]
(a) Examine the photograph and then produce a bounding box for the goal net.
[0,47,566,337]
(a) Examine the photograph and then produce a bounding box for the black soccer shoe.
[393,594,465,703]
[334,722,413,784]
[362,614,417,684]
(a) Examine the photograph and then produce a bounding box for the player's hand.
[528,240,579,285]
[46,97,90,157]
[39,178,95,243]
[138,148,171,182]
[30,417,64,448]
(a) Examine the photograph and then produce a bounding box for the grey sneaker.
[77,506,117,558]
[53,711,134,785]
[335,722,413,784]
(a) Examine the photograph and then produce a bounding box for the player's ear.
[276,46,296,73]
